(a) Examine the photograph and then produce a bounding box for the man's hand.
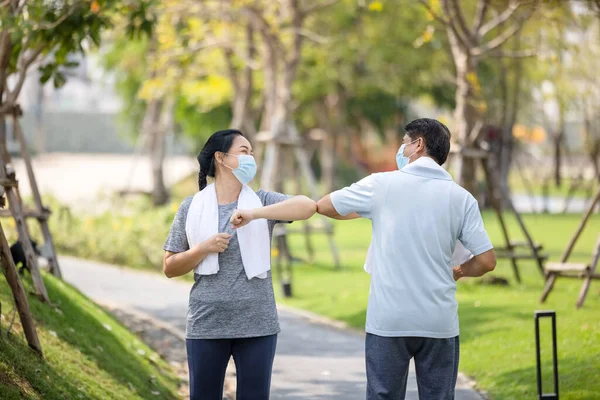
[230,209,256,229]
[453,265,464,281]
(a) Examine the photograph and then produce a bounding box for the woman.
[163,129,316,400]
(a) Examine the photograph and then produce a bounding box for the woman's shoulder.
[176,196,194,215]
[255,189,291,206]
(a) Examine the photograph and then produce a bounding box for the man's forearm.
[328,212,361,220]
[457,250,496,278]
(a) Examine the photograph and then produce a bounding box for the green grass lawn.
[507,173,598,199]
[0,274,182,399]
[276,211,600,400]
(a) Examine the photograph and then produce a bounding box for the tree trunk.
[34,79,45,154]
[0,223,43,357]
[0,113,49,302]
[499,33,524,205]
[259,39,278,132]
[229,23,256,139]
[453,49,481,196]
[553,129,564,188]
[315,98,337,193]
[143,98,169,206]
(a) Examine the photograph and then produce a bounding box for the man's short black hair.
[404,118,451,165]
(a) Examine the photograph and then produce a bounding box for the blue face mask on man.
[395,139,419,170]
[224,154,257,185]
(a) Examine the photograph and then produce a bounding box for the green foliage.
[174,99,231,152]
[0,0,155,95]
[295,0,455,132]
[100,36,150,140]
[0,274,181,399]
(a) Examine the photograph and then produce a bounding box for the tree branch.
[472,24,520,55]
[281,27,329,44]
[472,0,491,32]
[417,0,450,27]
[242,6,285,58]
[478,0,520,37]
[417,0,474,49]
[441,0,476,50]
[7,45,44,103]
[32,4,78,30]
[473,1,537,56]
[286,0,304,79]
[489,48,537,58]
[0,32,11,98]
[448,0,475,45]
[300,0,339,18]
[223,47,240,93]
[16,0,28,14]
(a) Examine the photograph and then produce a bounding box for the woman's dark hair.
[197,129,244,190]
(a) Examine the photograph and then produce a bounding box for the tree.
[0,0,151,350]
[418,0,538,195]
[295,0,455,190]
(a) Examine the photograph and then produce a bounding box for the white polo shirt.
[331,157,493,338]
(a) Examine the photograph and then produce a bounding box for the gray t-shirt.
[164,190,291,339]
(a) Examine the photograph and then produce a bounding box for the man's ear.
[418,137,426,154]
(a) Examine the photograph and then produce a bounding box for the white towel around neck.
[363,239,473,274]
[185,183,271,280]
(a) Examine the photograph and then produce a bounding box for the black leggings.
[186,335,278,400]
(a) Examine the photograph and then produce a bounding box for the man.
[317,118,496,399]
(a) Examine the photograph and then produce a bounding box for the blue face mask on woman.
[224,154,257,185]
[396,139,419,170]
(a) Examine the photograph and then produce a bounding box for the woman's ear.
[214,151,223,165]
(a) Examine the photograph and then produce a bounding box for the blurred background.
[1,1,600,399]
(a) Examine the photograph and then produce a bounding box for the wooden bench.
[540,186,600,308]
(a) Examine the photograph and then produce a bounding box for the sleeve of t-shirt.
[163,197,192,253]
[330,174,375,218]
[257,190,294,226]
[458,198,493,256]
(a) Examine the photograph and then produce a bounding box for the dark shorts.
[365,333,460,400]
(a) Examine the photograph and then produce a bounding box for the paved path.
[59,256,482,400]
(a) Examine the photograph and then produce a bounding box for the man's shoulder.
[447,182,478,207]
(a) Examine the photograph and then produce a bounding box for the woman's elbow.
[299,196,317,220]
[163,259,176,279]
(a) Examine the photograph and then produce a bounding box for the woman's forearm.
[253,195,317,221]
[164,244,209,278]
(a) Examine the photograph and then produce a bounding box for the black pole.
[551,313,559,398]
[535,310,559,400]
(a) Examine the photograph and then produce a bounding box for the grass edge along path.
[0,273,183,400]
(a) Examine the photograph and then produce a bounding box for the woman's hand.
[230,209,255,229]
[203,233,232,253]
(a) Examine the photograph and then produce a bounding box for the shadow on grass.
[0,337,83,400]
[491,355,600,399]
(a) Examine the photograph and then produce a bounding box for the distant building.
[12,52,190,156]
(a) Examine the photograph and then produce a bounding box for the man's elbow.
[484,254,497,272]
[316,196,338,218]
